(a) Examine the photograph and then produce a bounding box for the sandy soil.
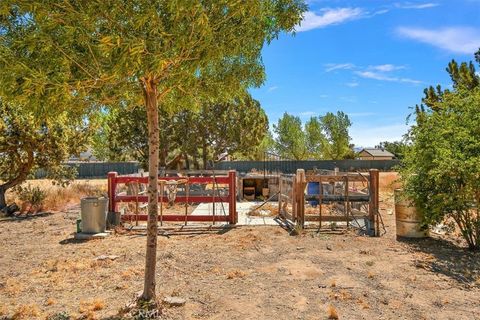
[0,177,479,320]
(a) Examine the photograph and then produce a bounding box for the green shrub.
[14,184,47,213]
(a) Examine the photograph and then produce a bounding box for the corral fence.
[216,159,400,173]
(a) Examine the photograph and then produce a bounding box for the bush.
[401,88,480,250]
[14,184,47,213]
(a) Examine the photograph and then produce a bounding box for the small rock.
[326,244,332,251]
[296,246,305,251]
[163,296,186,307]
[94,255,119,261]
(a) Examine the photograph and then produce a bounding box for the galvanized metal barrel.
[80,197,108,233]
[394,189,428,238]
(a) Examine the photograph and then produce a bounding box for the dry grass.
[79,299,106,317]
[327,304,339,319]
[7,179,106,212]
[247,203,279,217]
[357,298,370,309]
[45,298,56,306]
[226,269,247,279]
[12,304,40,319]
[120,267,143,280]
[0,304,8,316]
[330,279,337,288]
[3,278,23,296]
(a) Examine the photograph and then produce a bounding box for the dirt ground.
[1,174,479,319]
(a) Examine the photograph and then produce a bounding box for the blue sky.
[250,0,480,147]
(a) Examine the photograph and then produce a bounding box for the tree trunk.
[141,78,160,302]
[0,187,6,210]
[202,140,207,170]
[184,152,190,170]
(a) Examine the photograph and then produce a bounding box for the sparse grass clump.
[327,304,339,319]
[3,278,23,296]
[12,304,40,319]
[79,299,105,318]
[226,269,246,279]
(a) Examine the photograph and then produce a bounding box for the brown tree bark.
[0,150,34,210]
[0,187,6,210]
[202,140,207,170]
[141,77,160,301]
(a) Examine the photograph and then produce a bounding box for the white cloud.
[297,8,364,32]
[397,26,480,54]
[267,86,278,92]
[395,2,439,9]
[319,94,328,98]
[348,112,376,117]
[355,71,422,84]
[325,63,355,72]
[369,64,405,72]
[345,81,359,87]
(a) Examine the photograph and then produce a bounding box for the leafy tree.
[305,116,325,159]
[0,101,92,209]
[273,111,353,160]
[401,51,480,250]
[0,0,306,301]
[318,111,354,160]
[198,94,269,166]
[95,94,269,169]
[375,140,409,160]
[237,131,276,161]
[93,105,178,169]
[273,113,308,160]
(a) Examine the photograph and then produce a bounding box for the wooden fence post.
[295,169,306,230]
[228,170,237,224]
[369,169,379,236]
[107,171,118,213]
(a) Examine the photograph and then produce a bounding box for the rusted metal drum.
[394,189,428,238]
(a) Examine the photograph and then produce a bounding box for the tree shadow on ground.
[59,237,88,245]
[398,236,479,286]
[124,225,236,239]
[0,211,53,223]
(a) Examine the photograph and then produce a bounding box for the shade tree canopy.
[0,0,307,301]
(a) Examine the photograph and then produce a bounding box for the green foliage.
[305,116,325,158]
[14,183,47,211]
[200,95,269,161]
[93,94,269,168]
[0,101,91,208]
[0,0,306,110]
[238,131,276,161]
[273,113,308,160]
[273,111,353,160]
[318,111,354,160]
[401,51,480,250]
[375,140,409,159]
[0,0,306,300]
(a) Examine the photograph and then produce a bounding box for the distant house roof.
[359,148,395,158]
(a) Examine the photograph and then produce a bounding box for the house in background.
[357,148,395,160]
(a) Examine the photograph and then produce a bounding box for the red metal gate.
[107,171,237,224]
